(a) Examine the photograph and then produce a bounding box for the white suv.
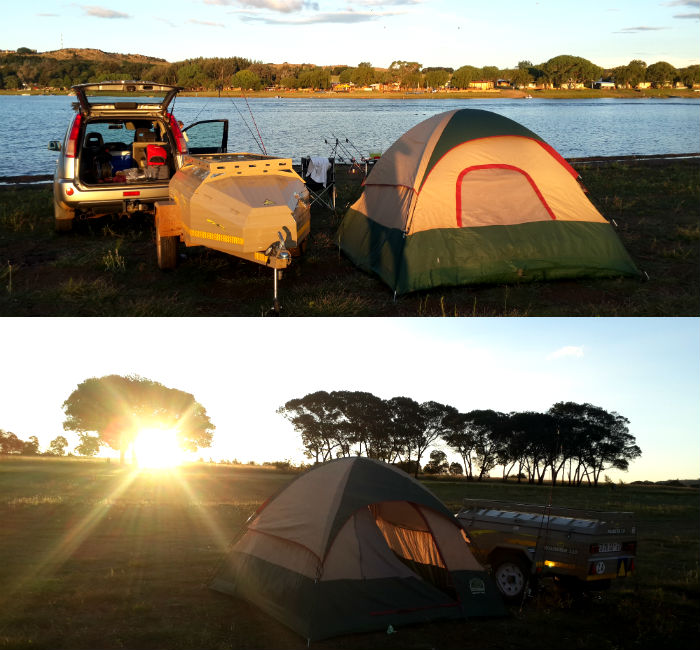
[49,80,228,231]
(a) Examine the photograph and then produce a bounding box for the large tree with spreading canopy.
[62,374,215,465]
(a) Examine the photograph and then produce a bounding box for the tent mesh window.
[370,502,455,598]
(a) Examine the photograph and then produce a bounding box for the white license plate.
[598,543,622,553]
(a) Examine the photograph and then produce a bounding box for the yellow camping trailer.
[154,152,311,312]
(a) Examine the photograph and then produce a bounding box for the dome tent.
[210,457,504,642]
[337,109,640,294]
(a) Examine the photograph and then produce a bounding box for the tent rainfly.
[210,457,505,641]
[337,109,641,294]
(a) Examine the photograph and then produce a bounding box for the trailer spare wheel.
[492,554,532,602]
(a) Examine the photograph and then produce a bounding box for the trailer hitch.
[267,231,291,315]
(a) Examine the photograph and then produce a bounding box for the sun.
[133,427,184,469]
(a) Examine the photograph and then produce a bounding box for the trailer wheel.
[157,234,177,270]
[493,555,531,603]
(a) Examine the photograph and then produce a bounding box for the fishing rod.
[227,97,266,155]
[337,134,369,163]
[242,91,267,155]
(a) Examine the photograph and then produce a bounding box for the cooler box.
[110,150,133,171]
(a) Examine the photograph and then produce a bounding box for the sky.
[4,0,699,69]
[1,317,698,483]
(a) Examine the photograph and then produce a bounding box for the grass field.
[0,158,698,316]
[0,456,697,649]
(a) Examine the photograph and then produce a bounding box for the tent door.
[456,164,556,227]
[370,503,457,599]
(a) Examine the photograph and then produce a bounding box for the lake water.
[0,94,698,177]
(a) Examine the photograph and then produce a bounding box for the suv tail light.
[622,541,636,554]
[65,114,83,158]
[168,113,188,154]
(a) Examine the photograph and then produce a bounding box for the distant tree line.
[277,391,642,486]
[2,49,698,91]
[0,428,85,457]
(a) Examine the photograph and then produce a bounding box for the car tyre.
[493,554,532,603]
[54,199,75,233]
[156,234,178,270]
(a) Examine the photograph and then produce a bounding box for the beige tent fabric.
[364,111,456,191]
[420,508,485,572]
[236,529,320,579]
[456,167,553,227]
[249,461,352,559]
[322,508,419,581]
[347,184,415,230]
[409,136,607,234]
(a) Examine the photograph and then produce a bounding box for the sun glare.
[133,428,184,469]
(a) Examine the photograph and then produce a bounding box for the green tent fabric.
[337,109,641,294]
[210,458,505,642]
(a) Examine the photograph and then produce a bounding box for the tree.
[277,391,345,463]
[646,61,677,87]
[62,374,215,465]
[540,54,602,87]
[501,411,559,484]
[549,402,641,486]
[510,67,533,87]
[74,432,101,457]
[332,390,395,461]
[442,412,479,479]
[463,410,506,480]
[423,449,449,474]
[351,62,375,87]
[231,69,262,91]
[424,68,449,89]
[388,61,422,89]
[678,64,700,88]
[450,65,480,89]
[22,436,40,456]
[48,435,69,456]
[480,66,501,83]
[449,461,463,476]
[388,398,457,477]
[0,429,24,454]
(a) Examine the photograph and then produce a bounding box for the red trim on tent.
[419,134,579,192]
[534,140,579,179]
[247,527,323,566]
[455,164,557,228]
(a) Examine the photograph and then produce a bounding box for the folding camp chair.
[301,156,336,212]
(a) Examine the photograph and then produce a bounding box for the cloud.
[353,0,423,5]
[239,9,400,24]
[662,0,699,7]
[187,18,225,27]
[204,0,305,12]
[79,5,130,19]
[37,13,59,17]
[546,346,584,361]
[662,1,700,19]
[614,25,669,33]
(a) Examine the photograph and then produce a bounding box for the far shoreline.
[2,88,699,100]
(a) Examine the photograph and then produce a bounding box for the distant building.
[594,80,616,89]
[468,80,494,90]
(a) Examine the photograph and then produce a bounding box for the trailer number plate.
[598,543,622,553]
